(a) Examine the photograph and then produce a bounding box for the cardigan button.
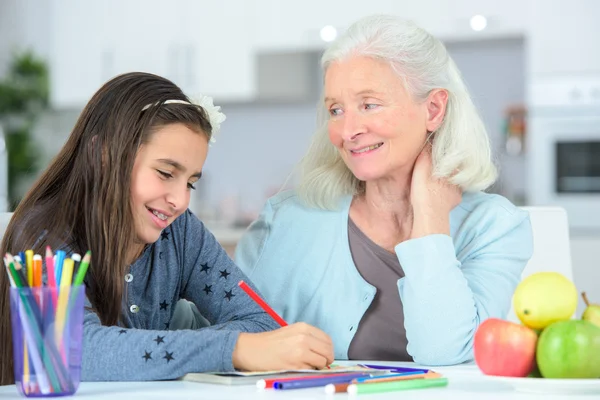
[130,304,139,313]
[125,274,133,283]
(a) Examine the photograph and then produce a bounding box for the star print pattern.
[203,284,212,295]
[163,351,174,363]
[219,269,231,279]
[77,209,282,382]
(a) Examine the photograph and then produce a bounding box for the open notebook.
[180,365,382,385]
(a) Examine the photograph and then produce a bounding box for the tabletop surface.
[1,361,599,399]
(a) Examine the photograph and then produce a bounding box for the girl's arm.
[179,211,281,333]
[81,303,242,381]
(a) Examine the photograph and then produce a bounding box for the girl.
[0,72,333,384]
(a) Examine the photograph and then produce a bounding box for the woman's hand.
[410,144,462,239]
[232,322,335,371]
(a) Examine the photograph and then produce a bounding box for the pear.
[582,292,600,328]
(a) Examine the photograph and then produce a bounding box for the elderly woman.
[235,14,533,366]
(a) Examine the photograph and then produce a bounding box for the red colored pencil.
[238,280,287,326]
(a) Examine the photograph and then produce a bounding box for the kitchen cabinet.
[45,0,256,108]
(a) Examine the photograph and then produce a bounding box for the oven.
[527,76,600,232]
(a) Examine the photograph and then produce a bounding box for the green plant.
[0,50,49,209]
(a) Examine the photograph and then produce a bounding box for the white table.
[0,361,597,399]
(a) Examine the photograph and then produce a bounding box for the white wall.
[0,0,51,76]
[253,0,530,51]
[527,0,600,77]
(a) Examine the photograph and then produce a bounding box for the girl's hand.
[232,322,334,371]
[409,144,462,239]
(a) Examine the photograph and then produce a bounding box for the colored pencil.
[18,252,25,271]
[71,253,81,276]
[25,250,34,286]
[346,377,449,395]
[11,256,29,290]
[45,246,57,309]
[21,251,32,392]
[3,257,16,287]
[358,364,429,374]
[54,250,66,286]
[324,371,443,394]
[73,251,91,286]
[274,373,373,390]
[55,258,74,343]
[258,372,375,389]
[238,280,287,326]
[5,254,24,287]
[33,255,43,288]
[354,370,439,383]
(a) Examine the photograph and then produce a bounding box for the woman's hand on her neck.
[409,144,462,239]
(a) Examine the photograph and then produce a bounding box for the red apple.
[474,317,538,377]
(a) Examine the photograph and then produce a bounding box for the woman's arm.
[396,209,533,366]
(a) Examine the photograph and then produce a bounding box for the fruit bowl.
[474,273,600,389]
[484,375,600,395]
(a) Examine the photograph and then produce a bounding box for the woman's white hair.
[297,14,498,210]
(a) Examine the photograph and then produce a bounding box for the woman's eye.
[158,170,173,179]
[187,182,196,190]
[364,103,379,110]
[329,108,343,116]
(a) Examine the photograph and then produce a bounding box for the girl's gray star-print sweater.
[80,210,281,381]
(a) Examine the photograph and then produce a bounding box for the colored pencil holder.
[9,285,86,397]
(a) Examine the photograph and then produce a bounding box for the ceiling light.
[470,15,487,31]
[320,25,337,42]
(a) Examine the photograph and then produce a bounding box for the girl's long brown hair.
[0,72,212,385]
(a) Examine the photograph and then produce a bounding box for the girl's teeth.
[152,210,167,221]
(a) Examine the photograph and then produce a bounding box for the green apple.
[536,320,600,379]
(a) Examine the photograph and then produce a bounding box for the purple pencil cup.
[9,285,86,397]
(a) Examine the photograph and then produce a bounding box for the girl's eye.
[158,170,173,179]
[187,182,196,190]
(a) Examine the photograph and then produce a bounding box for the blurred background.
[1,0,599,304]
